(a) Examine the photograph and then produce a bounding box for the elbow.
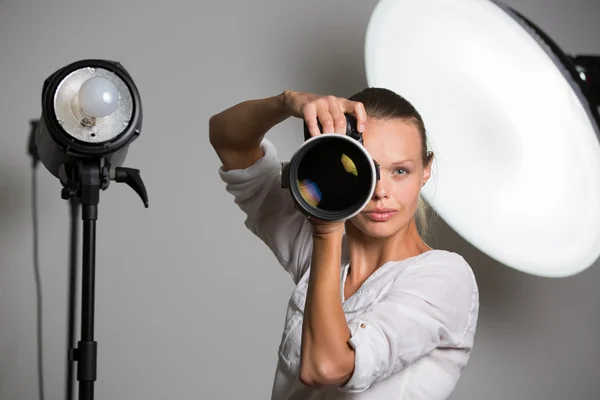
[208,114,222,147]
[299,356,354,387]
[208,114,234,157]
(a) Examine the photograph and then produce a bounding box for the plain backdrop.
[0,0,599,399]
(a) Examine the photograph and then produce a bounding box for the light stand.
[30,59,148,400]
[63,158,149,400]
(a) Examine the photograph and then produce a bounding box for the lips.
[363,210,397,222]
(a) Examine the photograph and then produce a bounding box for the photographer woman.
[209,87,479,400]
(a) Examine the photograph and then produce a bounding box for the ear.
[422,151,434,186]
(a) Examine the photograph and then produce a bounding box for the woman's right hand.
[282,90,368,138]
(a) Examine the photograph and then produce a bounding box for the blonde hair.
[416,195,430,238]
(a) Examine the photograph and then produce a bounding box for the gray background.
[0,0,599,399]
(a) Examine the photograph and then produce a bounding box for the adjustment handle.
[114,167,149,208]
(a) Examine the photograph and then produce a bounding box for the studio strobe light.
[36,59,148,205]
[33,59,148,400]
[364,0,600,277]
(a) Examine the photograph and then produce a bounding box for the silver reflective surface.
[53,67,134,143]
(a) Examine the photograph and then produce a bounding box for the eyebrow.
[390,159,416,166]
[373,159,417,169]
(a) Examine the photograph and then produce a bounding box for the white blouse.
[218,139,480,400]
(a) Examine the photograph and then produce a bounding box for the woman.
[209,88,479,400]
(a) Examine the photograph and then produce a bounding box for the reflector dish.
[365,0,600,277]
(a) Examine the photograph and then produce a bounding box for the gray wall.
[0,0,598,399]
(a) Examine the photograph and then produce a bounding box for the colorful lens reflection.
[341,153,357,176]
[297,178,322,207]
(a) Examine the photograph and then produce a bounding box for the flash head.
[282,114,380,222]
[33,59,148,208]
[35,59,142,182]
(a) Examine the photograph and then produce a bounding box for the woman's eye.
[393,168,409,175]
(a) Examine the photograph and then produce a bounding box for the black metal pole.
[67,161,100,400]
[78,205,97,400]
[66,198,79,400]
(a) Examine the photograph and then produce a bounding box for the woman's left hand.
[309,218,345,237]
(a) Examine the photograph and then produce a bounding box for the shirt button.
[360,323,366,328]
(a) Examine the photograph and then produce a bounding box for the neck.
[344,219,431,278]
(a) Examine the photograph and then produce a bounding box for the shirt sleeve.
[218,139,314,284]
[339,253,479,393]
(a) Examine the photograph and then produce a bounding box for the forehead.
[361,118,422,163]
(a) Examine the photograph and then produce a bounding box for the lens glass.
[295,136,374,214]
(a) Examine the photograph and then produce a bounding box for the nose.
[372,176,389,200]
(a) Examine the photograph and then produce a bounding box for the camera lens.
[290,135,376,220]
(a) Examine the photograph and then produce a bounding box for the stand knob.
[114,167,149,208]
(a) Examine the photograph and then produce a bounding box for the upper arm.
[215,146,266,172]
[218,139,313,283]
[339,255,479,392]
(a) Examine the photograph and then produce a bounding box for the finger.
[316,101,334,134]
[352,102,368,133]
[302,103,321,137]
[340,100,367,133]
[328,97,347,134]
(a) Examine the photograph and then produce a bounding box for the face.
[348,118,431,239]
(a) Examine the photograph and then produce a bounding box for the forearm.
[300,231,354,386]
[209,92,291,170]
